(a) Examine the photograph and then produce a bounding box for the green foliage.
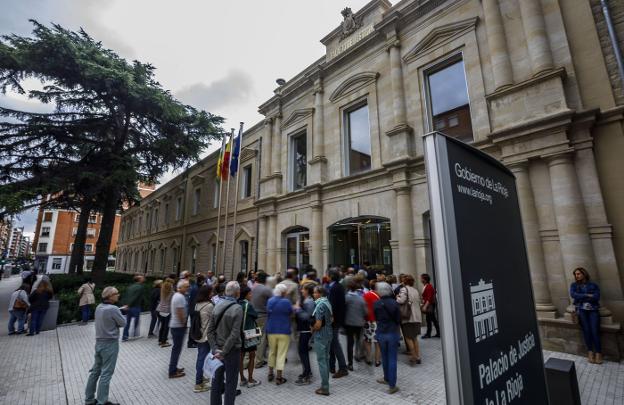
[50,272,158,324]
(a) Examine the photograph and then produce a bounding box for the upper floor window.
[40,227,50,237]
[87,228,96,237]
[153,208,159,230]
[193,188,201,215]
[175,196,182,220]
[37,242,48,253]
[164,203,170,225]
[344,103,371,175]
[213,180,220,208]
[89,214,97,223]
[43,212,53,222]
[426,58,473,143]
[242,165,253,198]
[146,212,151,231]
[290,132,307,191]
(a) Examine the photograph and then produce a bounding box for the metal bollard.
[544,357,581,405]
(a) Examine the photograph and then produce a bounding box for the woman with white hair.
[373,281,401,394]
[265,283,293,385]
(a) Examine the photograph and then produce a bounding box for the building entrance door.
[329,216,392,272]
[286,227,309,272]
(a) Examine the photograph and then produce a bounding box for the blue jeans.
[377,332,400,388]
[80,305,91,323]
[210,349,240,405]
[313,336,332,391]
[168,327,186,375]
[30,308,47,334]
[8,309,26,333]
[329,325,347,372]
[85,340,119,405]
[122,307,141,340]
[578,309,601,353]
[298,332,312,377]
[196,341,210,384]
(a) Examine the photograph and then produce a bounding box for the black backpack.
[189,307,203,341]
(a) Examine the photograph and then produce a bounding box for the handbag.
[242,302,261,348]
[13,292,28,310]
[399,287,413,321]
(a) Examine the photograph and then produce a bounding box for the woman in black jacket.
[27,280,53,336]
[148,280,162,338]
[373,281,401,394]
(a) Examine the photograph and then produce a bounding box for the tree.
[0,21,224,282]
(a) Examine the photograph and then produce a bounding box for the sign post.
[424,132,549,405]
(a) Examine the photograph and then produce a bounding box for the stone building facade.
[117,0,624,358]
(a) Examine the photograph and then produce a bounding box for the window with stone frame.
[344,103,371,175]
[242,165,253,198]
[426,57,473,143]
[290,131,307,190]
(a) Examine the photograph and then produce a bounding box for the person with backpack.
[8,283,30,334]
[238,286,260,388]
[396,275,422,365]
[27,280,53,335]
[191,285,214,393]
[77,277,96,325]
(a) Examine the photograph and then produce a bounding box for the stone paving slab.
[1,275,622,405]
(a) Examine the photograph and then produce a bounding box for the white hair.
[101,286,118,299]
[177,279,189,290]
[375,281,394,298]
[225,281,240,297]
[274,283,288,297]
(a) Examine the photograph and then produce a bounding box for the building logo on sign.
[470,279,498,343]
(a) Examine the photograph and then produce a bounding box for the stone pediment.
[240,147,257,162]
[281,108,314,130]
[329,71,380,103]
[187,235,200,247]
[403,17,479,63]
[191,174,205,186]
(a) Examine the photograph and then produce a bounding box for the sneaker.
[193,383,209,393]
[247,379,261,388]
[388,386,400,394]
[377,378,388,385]
[295,376,311,386]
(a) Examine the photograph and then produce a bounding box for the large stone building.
[117,0,624,358]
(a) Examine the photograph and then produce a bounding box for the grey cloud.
[175,69,254,112]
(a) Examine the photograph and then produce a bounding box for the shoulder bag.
[242,302,262,348]
[399,287,413,321]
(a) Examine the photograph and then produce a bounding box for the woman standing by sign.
[570,267,603,364]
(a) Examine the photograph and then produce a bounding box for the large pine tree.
[0,21,223,281]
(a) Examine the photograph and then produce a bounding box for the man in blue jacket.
[327,268,348,378]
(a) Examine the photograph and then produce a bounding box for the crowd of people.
[7,269,53,336]
[84,264,442,405]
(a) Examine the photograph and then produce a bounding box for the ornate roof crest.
[340,7,362,41]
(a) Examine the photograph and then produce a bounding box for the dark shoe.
[332,369,348,378]
[98,402,120,405]
[187,342,198,349]
[347,364,354,371]
[147,333,156,338]
[421,335,431,339]
[235,389,242,396]
[295,376,311,386]
[433,334,440,338]
[8,332,15,335]
[275,377,287,385]
[329,369,336,374]
[388,386,400,394]
[176,368,185,373]
[160,342,172,348]
[268,373,275,382]
[315,388,330,396]
[375,361,381,367]
[26,333,34,336]
[169,371,185,379]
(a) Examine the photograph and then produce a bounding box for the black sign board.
[424,133,549,405]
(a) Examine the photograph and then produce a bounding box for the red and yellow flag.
[220,136,232,180]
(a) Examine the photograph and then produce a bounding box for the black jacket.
[373,296,401,335]
[150,288,160,312]
[29,290,52,311]
[328,281,346,326]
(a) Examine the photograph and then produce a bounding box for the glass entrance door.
[286,228,309,272]
[329,217,392,272]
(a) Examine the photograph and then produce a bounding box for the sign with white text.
[424,132,549,405]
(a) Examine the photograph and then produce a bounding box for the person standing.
[121,274,145,341]
[148,280,162,338]
[157,278,174,347]
[265,284,293,385]
[27,280,53,336]
[187,275,199,349]
[327,268,348,378]
[238,286,260,388]
[374,282,401,394]
[84,287,127,405]
[278,268,299,305]
[570,267,603,364]
[194,285,214,393]
[208,281,244,405]
[8,283,30,335]
[78,277,96,325]
[396,275,422,365]
[311,285,333,396]
[344,280,368,370]
[294,283,315,385]
[168,279,190,378]
[251,271,272,368]
[362,279,381,366]
[420,273,439,338]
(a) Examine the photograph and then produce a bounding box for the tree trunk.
[92,187,120,284]
[68,198,93,275]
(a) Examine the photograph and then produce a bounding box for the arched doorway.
[284,226,309,272]
[328,216,392,272]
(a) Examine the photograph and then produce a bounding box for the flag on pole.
[216,136,226,180]
[230,134,241,177]
[220,135,232,180]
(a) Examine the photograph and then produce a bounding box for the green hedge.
[50,272,158,325]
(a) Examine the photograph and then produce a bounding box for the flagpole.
[229,122,245,280]
[214,136,227,276]
[221,129,235,276]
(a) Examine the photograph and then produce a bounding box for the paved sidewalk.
[0,275,622,404]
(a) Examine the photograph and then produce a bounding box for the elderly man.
[208,281,243,405]
[169,279,190,378]
[85,287,127,405]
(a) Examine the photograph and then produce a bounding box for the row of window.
[37,242,94,253]
[39,226,97,238]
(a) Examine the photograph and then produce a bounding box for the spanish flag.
[216,136,226,180]
[220,135,232,180]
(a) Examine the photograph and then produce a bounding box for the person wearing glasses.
[85,287,127,405]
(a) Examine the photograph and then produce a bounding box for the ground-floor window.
[286,227,309,273]
[52,258,62,270]
[329,216,392,272]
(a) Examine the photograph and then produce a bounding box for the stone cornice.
[596,105,624,126]
[403,16,478,63]
[281,108,314,130]
[485,67,567,102]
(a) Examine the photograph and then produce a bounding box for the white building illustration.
[470,279,498,343]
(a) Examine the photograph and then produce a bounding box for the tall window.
[146,212,151,231]
[160,249,166,274]
[242,165,253,198]
[43,212,53,222]
[290,132,307,190]
[38,243,47,253]
[87,228,96,237]
[164,203,170,225]
[240,240,249,272]
[426,58,473,142]
[40,227,50,237]
[193,188,201,215]
[172,247,178,272]
[213,180,220,208]
[190,246,197,274]
[154,208,159,230]
[211,243,217,272]
[175,197,182,221]
[345,103,371,175]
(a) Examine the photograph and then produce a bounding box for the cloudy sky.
[0,0,375,237]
